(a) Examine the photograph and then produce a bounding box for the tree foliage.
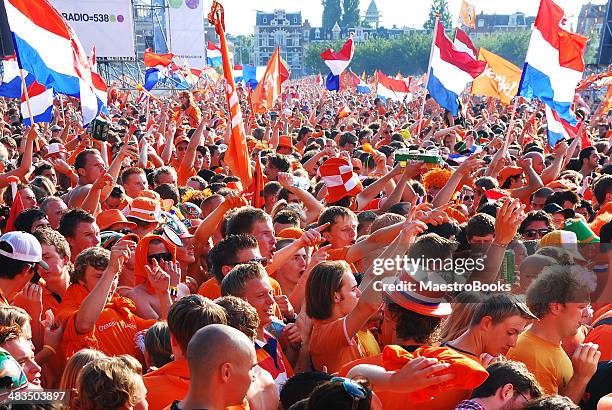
[322,0,342,35]
[341,0,361,28]
[304,31,530,76]
[474,32,530,67]
[233,35,254,65]
[424,0,453,30]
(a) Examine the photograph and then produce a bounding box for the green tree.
[322,0,342,35]
[424,0,452,30]
[303,31,529,77]
[233,35,254,65]
[341,0,360,28]
[475,31,530,67]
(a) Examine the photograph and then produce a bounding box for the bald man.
[175,324,257,410]
[518,254,556,293]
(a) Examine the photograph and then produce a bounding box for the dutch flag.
[427,21,485,116]
[4,0,105,125]
[321,37,354,91]
[207,42,223,67]
[518,0,587,125]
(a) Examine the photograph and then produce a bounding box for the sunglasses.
[524,229,550,239]
[462,195,474,201]
[330,377,367,410]
[147,252,173,263]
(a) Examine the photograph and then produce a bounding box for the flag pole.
[503,97,519,152]
[418,13,439,139]
[18,68,34,126]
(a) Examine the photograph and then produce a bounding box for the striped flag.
[519,0,587,124]
[427,21,485,115]
[208,1,252,187]
[5,0,104,125]
[21,80,53,126]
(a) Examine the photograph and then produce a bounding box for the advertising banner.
[167,0,206,68]
[50,0,135,59]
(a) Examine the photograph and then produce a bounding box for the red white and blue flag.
[453,28,478,60]
[4,0,104,125]
[0,55,34,98]
[321,37,355,91]
[20,80,53,126]
[206,42,222,67]
[545,105,580,147]
[143,48,174,91]
[427,21,485,115]
[376,70,411,102]
[518,0,587,125]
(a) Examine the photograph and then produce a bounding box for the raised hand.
[146,259,171,295]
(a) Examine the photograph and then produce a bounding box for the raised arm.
[356,162,402,211]
[75,242,132,334]
[510,158,543,200]
[344,219,427,340]
[432,155,483,208]
[81,173,114,216]
[178,119,206,179]
[277,173,323,224]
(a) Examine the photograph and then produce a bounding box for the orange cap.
[96,209,137,231]
[497,166,523,185]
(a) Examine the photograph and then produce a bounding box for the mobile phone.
[30,272,41,284]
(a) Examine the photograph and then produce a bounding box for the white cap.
[0,232,49,269]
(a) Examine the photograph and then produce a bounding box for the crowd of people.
[0,76,610,410]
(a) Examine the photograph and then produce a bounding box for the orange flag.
[471,48,522,105]
[251,47,282,114]
[459,0,476,29]
[599,84,612,115]
[208,1,252,188]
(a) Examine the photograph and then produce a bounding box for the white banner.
[167,0,206,68]
[50,0,135,59]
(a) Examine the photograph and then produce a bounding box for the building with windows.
[472,12,535,37]
[577,3,606,37]
[254,9,304,76]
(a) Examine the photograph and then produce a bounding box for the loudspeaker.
[0,1,15,57]
[598,0,612,65]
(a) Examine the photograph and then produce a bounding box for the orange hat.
[133,235,177,289]
[278,135,295,151]
[546,179,571,191]
[126,197,164,223]
[97,209,137,231]
[139,190,173,212]
[277,227,304,239]
[497,166,523,186]
[175,136,189,146]
[380,266,452,317]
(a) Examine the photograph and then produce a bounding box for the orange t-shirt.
[326,245,358,273]
[584,314,612,361]
[197,276,285,319]
[13,287,63,316]
[143,359,189,410]
[309,316,367,373]
[57,284,155,362]
[177,166,197,187]
[338,346,483,410]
